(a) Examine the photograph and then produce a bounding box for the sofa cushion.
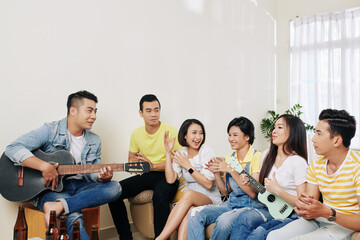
[352,232,360,240]
[172,176,188,202]
[129,190,153,204]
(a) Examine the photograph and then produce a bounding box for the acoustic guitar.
[226,156,293,219]
[0,150,150,202]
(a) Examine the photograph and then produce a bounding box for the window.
[290,7,360,148]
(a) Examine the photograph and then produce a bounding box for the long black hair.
[259,114,308,184]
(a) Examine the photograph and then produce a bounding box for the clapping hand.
[294,193,325,219]
[205,157,233,173]
[164,131,176,154]
[173,152,192,170]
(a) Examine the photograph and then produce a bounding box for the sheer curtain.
[290,7,360,149]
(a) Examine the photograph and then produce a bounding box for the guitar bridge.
[279,204,288,214]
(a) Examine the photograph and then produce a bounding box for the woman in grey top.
[156,119,221,240]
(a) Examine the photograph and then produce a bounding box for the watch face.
[327,216,336,222]
[188,168,194,174]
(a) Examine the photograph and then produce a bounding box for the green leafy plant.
[260,104,315,141]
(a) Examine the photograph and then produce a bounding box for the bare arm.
[206,157,257,197]
[173,152,214,190]
[231,171,259,199]
[164,131,178,184]
[207,158,228,195]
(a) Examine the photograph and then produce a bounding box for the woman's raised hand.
[164,130,176,154]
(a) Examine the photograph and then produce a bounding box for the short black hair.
[227,117,255,145]
[67,90,98,115]
[319,109,356,148]
[178,119,206,147]
[139,94,161,111]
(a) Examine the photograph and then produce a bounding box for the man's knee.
[106,181,122,201]
[266,228,281,240]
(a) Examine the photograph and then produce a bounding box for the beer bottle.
[90,224,100,240]
[72,220,80,240]
[56,215,70,240]
[13,205,28,240]
[45,210,58,240]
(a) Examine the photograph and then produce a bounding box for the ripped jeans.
[188,202,269,240]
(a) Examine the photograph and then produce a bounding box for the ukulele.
[226,156,293,219]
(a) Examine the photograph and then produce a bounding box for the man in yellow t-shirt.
[109,94,181,240]
[268,109,360,240]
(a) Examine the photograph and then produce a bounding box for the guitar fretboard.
[240,170,266,194]
[58,163,125,175]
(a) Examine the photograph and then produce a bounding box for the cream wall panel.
[0,0,276,237]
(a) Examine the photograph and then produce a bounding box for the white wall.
[0,0,277,238]
[276,0,360,113]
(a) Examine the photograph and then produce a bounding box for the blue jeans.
[38,179,121,240]
[230,209,298,240]
[247,213,298,240]
[188,202,248,240]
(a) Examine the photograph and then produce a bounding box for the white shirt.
[267,155,308,196]
[68,131,86,179]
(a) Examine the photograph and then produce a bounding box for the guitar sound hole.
[267,194,276,203]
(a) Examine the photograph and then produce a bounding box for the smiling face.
[139,100,160,127]
[185,123,204,150]
[228,126,250,151]
[70,98,97,130]
[271,117,290,147]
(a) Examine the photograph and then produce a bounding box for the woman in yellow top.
[187,116,262,240]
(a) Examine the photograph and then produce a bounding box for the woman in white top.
[229,114,309,240]
[156,119,221,240]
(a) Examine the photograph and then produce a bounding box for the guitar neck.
[58,163,125,175]
[241,170,266,193]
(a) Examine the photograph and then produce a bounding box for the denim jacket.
[5,118,101,183]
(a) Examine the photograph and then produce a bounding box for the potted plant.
[260,104,315,141]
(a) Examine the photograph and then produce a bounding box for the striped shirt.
[307,150,360,215]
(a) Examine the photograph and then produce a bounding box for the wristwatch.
[188,168,194,174]
[327,208,336,222]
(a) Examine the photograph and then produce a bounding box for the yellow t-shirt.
[307,150,360,215]
[129,122,181,166]
[225,146,261,175]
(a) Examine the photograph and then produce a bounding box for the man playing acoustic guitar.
[5,90,121,240]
